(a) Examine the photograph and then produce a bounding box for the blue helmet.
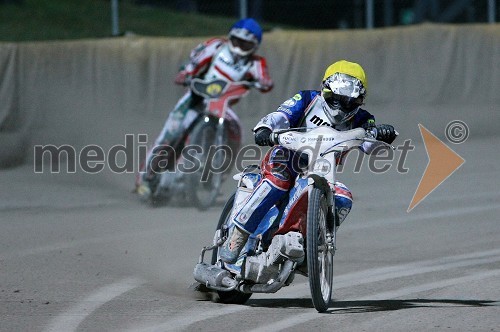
[228,18,263,56]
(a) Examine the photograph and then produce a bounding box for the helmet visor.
[230,36,256,52]
[322,90,363,112]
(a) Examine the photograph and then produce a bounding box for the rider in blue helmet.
[228,18,263,57]
[135,18,273,199]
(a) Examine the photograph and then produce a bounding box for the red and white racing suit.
[138,38,273,184]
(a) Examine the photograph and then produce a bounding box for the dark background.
[135,0,498,29]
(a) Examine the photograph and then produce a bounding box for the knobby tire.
[186,117,224,210]
[306,187,334,312]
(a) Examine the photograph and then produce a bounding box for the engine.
[243,232,304,284]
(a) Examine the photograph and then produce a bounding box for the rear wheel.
[211,193,252,304]
[307,187,334,312]
[187,117,228,210]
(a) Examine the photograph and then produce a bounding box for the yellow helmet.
[321,60,367,125]
[322,60,367,92]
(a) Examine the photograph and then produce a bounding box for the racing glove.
[375,124,397,144]
[254,127,273,146]
[174,71,191,86]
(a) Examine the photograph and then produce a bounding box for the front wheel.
[211,193,252,304]
[307,187,334,312]
[186,117,228,210]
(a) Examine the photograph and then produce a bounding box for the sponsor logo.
[282,98,296,107]
[309,115,332,127]
[307,136,335,142]
[292,94,302,101]
[280,133,297,145]
[238,213,248,222]
[206,83,223,96]
[217,52,245,72]
[277,106,293,115]
[312,158,331,175]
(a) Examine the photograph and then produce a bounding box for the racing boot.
[219,226,249,264]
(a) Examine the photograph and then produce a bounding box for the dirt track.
[1,133,499,331]
[1,24,499,331]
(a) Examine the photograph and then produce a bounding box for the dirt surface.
[2,24,500,331]
[1,132,499,331]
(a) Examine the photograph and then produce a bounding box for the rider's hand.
[174,71,191,86]
[254,128,273,146]
[375,124,397,144]
[252,81,263,90]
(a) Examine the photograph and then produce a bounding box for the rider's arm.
[174,38,224,86]
[246,55,274,92]
[253,90,314,132]
[253,112,290,132]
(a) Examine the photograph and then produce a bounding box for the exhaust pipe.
[239,260,295,294]
[193,263,237,290]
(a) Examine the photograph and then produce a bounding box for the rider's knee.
[261,147,296,190]
[262,162,293,190]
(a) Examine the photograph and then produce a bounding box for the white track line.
[346,201,500,230]
[130,306,247,332]
[271,247,500,299]
[129,248,500,331]
[44,277,144,332]
[3,202,498,262]
[360,269,500,301]
[0,228,166,261]
[250,269,500,332]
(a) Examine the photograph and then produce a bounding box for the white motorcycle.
[193,126,394,312]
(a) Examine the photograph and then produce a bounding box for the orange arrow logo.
[408,124,465,212]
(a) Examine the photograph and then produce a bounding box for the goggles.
[229,36,256,52]
[322,90,363,112]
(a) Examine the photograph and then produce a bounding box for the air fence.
[0,23,499,168]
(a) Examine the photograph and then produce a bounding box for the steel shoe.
[136,183,152,201]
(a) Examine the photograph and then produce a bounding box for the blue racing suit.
[232,90,376,235]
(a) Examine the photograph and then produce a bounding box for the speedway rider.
[136,18,273,198]
[219,60,398,264]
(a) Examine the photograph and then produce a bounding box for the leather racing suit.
[232,90,377,236]
[138,37,273,185]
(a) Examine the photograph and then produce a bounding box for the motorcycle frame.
[155,78,251,206]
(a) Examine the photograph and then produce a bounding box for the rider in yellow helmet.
[321,60,368,126]
[219,60,397,265]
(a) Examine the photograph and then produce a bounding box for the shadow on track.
[246,298,498,313]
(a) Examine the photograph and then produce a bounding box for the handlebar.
[269,131,280,146]
[269,127,397,154]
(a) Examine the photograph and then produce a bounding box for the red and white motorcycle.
[193,125,394,312]
[151,77,252,210]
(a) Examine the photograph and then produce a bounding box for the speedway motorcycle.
[151,77,252,210]
[193,126,393,312]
